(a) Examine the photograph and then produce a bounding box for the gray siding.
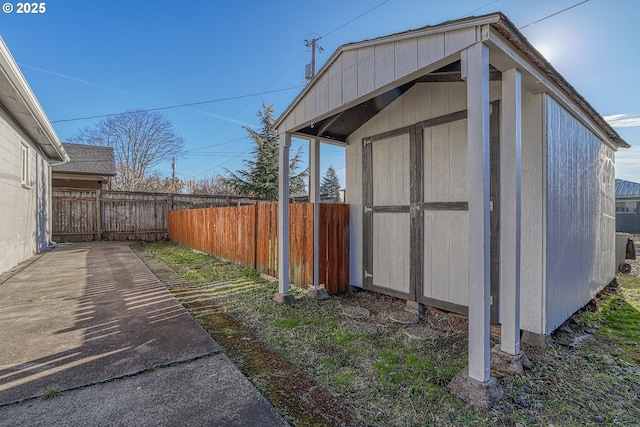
[347,81,502,288]
[371,134,411,294]
[0,107,52,273]
[422,120,469,307]
[519,91,546,334]
[544,95,616,334]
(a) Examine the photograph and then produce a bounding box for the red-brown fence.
[168,202,349,294]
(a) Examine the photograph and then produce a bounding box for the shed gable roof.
[275,12,628,149]
[52,143,116,176]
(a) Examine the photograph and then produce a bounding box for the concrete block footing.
[490,345,532,375]
[348,285,361,293]
[521,330,552,347]
[309,286,330,300]
[447,369,504,409]
[405,300,425,315]
[273,293,295,305]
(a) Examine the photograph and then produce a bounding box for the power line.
[519,0,590,30]
[461,0,500,18]
[50,85,304,123]
[320,0,392,40]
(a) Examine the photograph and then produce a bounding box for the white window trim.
[21,144,31,189]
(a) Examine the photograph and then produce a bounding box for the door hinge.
[365,270,374,279]
[490,295,494,305]
[364,206,373,214]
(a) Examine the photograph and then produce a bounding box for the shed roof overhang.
[275,13,629,150]
[0,37,68,163]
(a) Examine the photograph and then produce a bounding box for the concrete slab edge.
[0,353,220,408]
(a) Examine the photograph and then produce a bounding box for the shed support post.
[276,132,293,304]
[448,40,503,408]
[310,138,321,288]
[465,41,492,384]
[499,68,522,356]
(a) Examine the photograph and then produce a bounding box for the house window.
[21,144,31,188]
[616,201,637,214]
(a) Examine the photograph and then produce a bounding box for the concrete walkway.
[0,242,287,426]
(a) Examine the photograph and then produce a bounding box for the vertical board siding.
[52,191,263,243]
[319,203,350,294]
[101,191,168,241]
[544,96,616,334]
[256,202,278,277]
[394,38,418,80]
[168,202,349,294]
[52,189,99,242]
[289,203,314,287]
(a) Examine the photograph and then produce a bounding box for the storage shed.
[274,13,628,389]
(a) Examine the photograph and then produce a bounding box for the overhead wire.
[460,0,500,18]
[519,0,590,29]
[319,0,392,40]
[183,0,394,180]
[50,86,304,123]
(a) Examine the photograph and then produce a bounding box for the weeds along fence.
[52,189,258,242]
[168,202,350,294]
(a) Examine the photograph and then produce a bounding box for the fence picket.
[169,202,349,294]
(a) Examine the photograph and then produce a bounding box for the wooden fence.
[168,202,350,294]
[52,190,259,242]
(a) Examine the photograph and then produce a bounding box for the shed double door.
[363,104,500,321]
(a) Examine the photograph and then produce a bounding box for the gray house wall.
[0,107,52,273]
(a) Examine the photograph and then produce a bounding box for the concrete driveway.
[0,242,287,426]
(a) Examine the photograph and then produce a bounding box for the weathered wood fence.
[52,189,258,242]
[168,202,350,294]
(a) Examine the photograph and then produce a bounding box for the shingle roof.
[52,143,116,176]
[616,179,640,197]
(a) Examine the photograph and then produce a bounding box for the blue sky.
[2,0,640,187]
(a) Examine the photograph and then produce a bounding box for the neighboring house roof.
[616,179,640,198]
[0,38,68,162]
[275,12,629,150]
[52,143,116,176]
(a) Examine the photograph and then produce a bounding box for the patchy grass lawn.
[132,242,640,426]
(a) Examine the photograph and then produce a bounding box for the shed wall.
[519,91,546,334]
[0,107,52,274]
[544,95,616,334]
[281,27,480,133]
[346,80,501,289]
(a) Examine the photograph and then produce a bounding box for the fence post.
[253,203,258,270]
[96,189,101,241]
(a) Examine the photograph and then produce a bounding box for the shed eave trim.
[487,21,628,149]
[338,13,501,53]
[275,13,503,132]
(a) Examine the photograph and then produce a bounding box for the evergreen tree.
[320,165,341,201]
[224,103,307,200]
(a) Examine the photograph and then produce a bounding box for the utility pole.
[171,157,176,193]
[304,37,323,82]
